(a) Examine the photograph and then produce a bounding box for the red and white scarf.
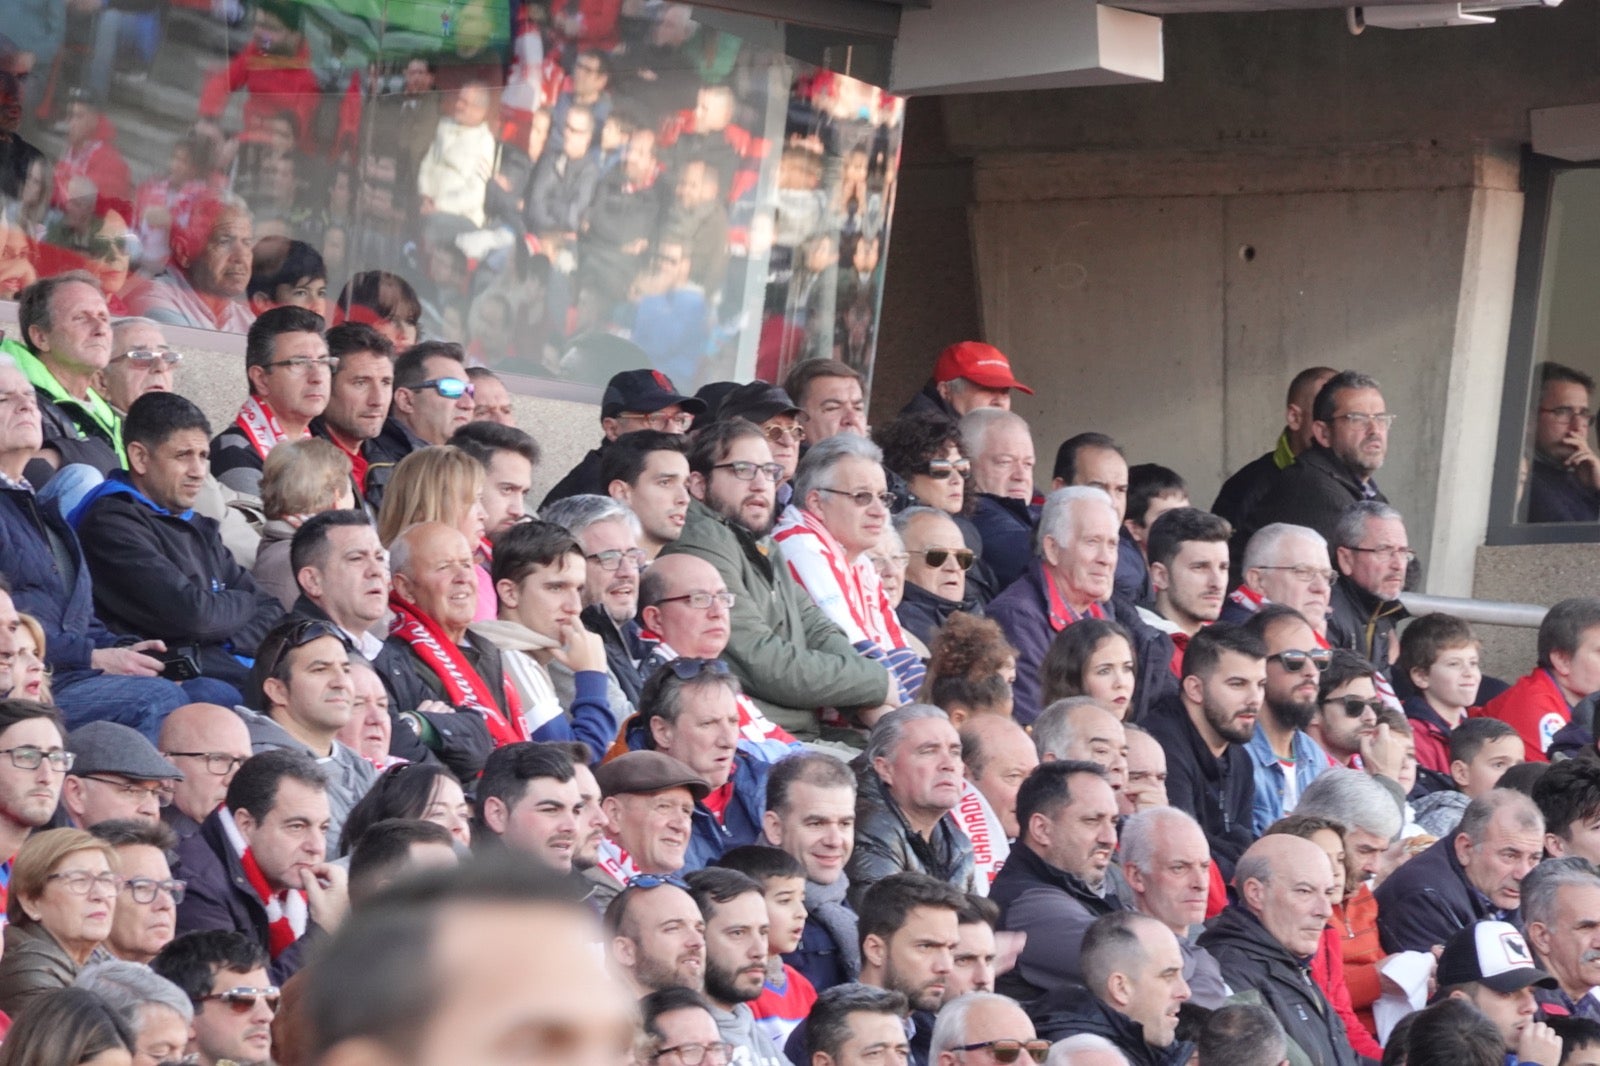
[388,593,527,748]
[773,506,911,651]
[220,807,306,958]
[594,837,640,889]
[952,781,1010,894]
[235,396,307,462]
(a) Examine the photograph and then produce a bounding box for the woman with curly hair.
[918,612,1017,725]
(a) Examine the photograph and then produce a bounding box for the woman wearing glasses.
[0,828,120,1017]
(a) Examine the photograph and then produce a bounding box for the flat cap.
[67,722,182,781]
[594,751,709,800]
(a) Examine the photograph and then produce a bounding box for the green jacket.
[662,498,891,738]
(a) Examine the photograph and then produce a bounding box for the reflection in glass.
[0,1,904,397]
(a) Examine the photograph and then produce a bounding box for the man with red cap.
[901,341,1034,419]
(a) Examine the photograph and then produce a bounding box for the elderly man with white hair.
[1046,1035,1132,1066]
[962,408,1039,591]
[989,486,1173,725]
[930,991,1047,1066]
[76,957,195,1066]
[1119,806,1230,1009]
[1220,522,1336,640]
[774,433,925,704]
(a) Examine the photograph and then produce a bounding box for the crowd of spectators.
[3,257,1600,1066]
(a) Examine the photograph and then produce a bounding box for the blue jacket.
[620,716,771,871]
[969,493,1039,591]
[1374,833,1513,953]
[1113,527,1152,606]
[0,478,119,674]
[1245,726,1330,835]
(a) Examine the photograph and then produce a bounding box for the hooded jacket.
[1031,983,1194,1066]
[990,836,1130,1006]
[1143,693,1256,878]
[845,761,975,910]
[234,706,376,857]
[659,499,891,739]
[468,618,618,757]
[1373,832,1511,953]
[1197,904,1361,1066]
[73,473,285,686]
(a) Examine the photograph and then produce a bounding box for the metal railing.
[1399,592,1547,629]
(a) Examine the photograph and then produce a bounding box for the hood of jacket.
[1032,983,1191,1066]
[67,469,193,529]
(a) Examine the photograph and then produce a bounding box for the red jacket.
[1476,668,1570,763]
[1312,918,1384,1058]
[199,39,321,152]
[51,115,132,220]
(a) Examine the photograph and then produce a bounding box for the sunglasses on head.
[953,1040,1051,1064]
[260,618,343,679]
[667,657,731,681]
[626,873,690,890]
[913,547,975,570]
[1326,695,1385,718]
[1268,648,1333,672]
[202,987,280,1014]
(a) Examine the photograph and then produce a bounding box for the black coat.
[1242,446,1388,559]
[1373,833,1511,953]
[895,582,982,648]
[371,633,500,782]
[990,840,1129,1006]
[1143,693,1256,878]
[361,418,426,514]
[26,394,119,487]
[541,443,609,509]
[1198,905,1360,1066]
[1327,579,1405,675]
[1031,984,1194,1066]
[581,604,646,709]
[0,480,117,674]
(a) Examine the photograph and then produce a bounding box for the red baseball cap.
[933,341,1034,395]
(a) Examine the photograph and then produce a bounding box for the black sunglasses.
[1268,648,1333,672]
[953,1041,1051,1064]
[666,658,731,681]
[261,619,343,679]
[1325,695,1384,718]
[627,873,691,890]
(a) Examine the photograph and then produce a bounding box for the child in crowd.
[1398,614,1483,781]
[1412,717,1524,837]
[714,845,817,1046]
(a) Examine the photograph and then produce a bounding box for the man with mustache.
[1242,605,1331,834]
[686,867,792,1066]
[1327,501,1411,676]
[473,742,583,874]
[661,418,893,742]
[992,761,1128,1007]
[1143,624,1265,879]
[1520,857,1600,1023]
[604,879,708,996]
[210,306,331,497]
[587,750,706,907]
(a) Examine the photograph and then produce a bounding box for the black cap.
[601,369,705,419]
[691,381,742,431]
[719,381,801,425]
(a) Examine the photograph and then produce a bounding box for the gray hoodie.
[234,706,378,856]
[710,1002,792,1066]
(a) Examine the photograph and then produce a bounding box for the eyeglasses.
[665,658,731,681]
[952,1040,1051,1064]
[655,591,736,611]
[78,775,172,807]
[656,1041,733,1065]
[260,618,343,682]
[1267,648,1333,672]
[817,487,895,509]
[121,877,187,905]
[1254,565,1337,586]
[618,411,694,433]
[1328,412,1396,430]
[264,355,337,374]
[922,458,971,480]
[763,424,806,445]
[1541,406,1595,425]
[586,547,647,572]
[1325,695,1384,718]
[201,987,281,1014]
[1347,545,1417,564]
[45,870,120,896]
[163,751,248,776]
[868,552,908,576]
[713,461,783,483]
[626,873,691,890]
[0,746,74,772]
[112,348,183,368]
[410,376,475,399]
[910,547,975,570]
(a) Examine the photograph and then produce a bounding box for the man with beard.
[786,873,965,1066]
[661,418,893,742]
[1143,624,1265,878]
[686,867,793,1066]
[605,878,707,996]
[1327,501,1410,676]
[0,700,70,905]
[472,742,583,875]
[1144,508,1232,670]
[1307,650,1388,771]
[1242,606,1331,834]
[991,762,1128,1006]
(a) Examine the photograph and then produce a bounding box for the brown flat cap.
[595,751,710,800]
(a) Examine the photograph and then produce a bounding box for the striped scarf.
[220,807,306,959]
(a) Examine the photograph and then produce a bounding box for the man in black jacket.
[1328,500,1410,675]
[75,392,285,699]
[1143,624,1263,878]
[541,365,702,508]
[992,760,1128,1006]
[1243,370,1394,558]
[1197,834,1360,1066]
[1032,911,1194,1066]
[362,341,476,509]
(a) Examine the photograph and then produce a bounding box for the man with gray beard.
[1242,605,1332,834]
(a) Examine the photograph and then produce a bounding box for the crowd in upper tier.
[5,265,1600,1066]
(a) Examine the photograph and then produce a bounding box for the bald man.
[372,522,499,780]
[956,715,1038,891]
[1034,698,1129,795]
[157,704,254,840]
[932,992,1042,1066]
[1198,835,1358,1066]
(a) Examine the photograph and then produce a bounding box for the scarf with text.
[388,593,527,747]
[951,781,1009,893]
[235,396,308,462]
[220,807,306,958]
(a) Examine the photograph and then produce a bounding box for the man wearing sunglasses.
[211,305,332,496]
[894,507,983,650]
[1327,501,1411,678]
[544,365,705,507]
[98,317,181,418]
[152,929,278,1066]
[366,343,477,501]
[1241,606,1332,835]
[667,419,895,742]
[1306,649,1388,772]
[931,991,1048,1066]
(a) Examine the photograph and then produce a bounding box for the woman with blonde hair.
[252,437,356,609]
[0,829,121,1017]
[376,445,492,618]
[14,614,53,704]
